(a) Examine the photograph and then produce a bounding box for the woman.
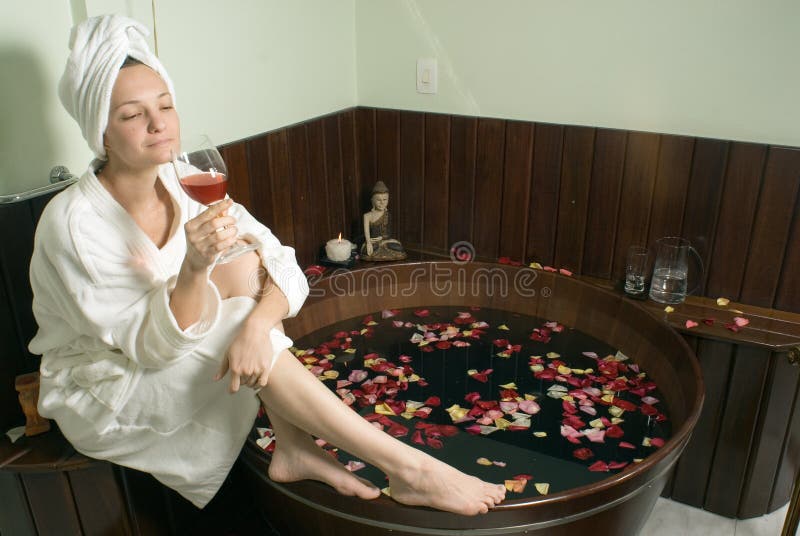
[30,15,505,514]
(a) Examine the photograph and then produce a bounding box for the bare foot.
[268,435,380,500]
[388,454,506,516]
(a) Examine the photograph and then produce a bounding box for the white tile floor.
[641,498,795,536]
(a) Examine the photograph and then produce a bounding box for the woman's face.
[372,192,389,210]
[104,64,179,170]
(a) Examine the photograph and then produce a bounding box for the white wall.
[153,1,356,149]
[0,2,93,196]
[355,0,800,147]
[3,1,798,195]
[1,0,356,195]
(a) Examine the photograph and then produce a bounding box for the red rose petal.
[588,461,609,472]
[425,437,443,449]
[424,396,441,407]
[573,447,594,461]
[414,309,430,318]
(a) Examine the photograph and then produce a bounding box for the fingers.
[214,356,230,381]
[256,368,270,388]
[229,373,241,393]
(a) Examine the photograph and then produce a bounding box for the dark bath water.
[254,306,671,499]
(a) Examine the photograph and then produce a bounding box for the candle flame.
[338,232,342,242]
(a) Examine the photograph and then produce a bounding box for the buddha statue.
[361,181,407,262]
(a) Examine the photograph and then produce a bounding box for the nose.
[148,109,167,133]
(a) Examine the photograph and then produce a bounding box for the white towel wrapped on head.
[58,14,176,159]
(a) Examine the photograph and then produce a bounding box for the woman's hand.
[183,198,238,272]
[215,318,273,392]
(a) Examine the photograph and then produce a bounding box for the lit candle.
[325,233,352,262]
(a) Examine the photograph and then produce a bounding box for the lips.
[147,138,173,148]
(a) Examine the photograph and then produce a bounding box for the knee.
[210,251,265,300]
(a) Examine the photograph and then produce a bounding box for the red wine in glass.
[173,136,258,264]
[179,171,227,205]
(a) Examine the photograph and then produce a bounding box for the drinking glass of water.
[624,246,650,298]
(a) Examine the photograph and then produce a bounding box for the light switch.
[417,58,437,94]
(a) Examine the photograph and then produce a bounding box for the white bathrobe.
[28,161,309,507]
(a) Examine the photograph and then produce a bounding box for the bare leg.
[258,354,506,515]
[213,252,506,515]
[266,405,380,499]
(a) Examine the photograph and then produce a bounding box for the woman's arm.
[170,199,237,329]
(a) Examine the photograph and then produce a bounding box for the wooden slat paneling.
[339,110,361,238]
[286,125,316,266]
[775,186,800,312]
[670,339,734,507]
[703,345,770,517]
[220,142,251,210]
[526,123,564,266]
[681,139,729,295]
[472,119,506,260]
[0,473,34,535]
[611,132,660,281]
[22,472,82,534]
[69,464,132,535]
[265,130,295,246]
[322,115,347,241]
[770,375,800,512]
[375,110,401,237]
[447,116,477,249]
[422,114,450,253]
[705,143,767,300]
[738,352,800,517]
[398,111,425,250]
[582,129,627,279]
[740,147,800,307]
[646,135,694,247]
[245,136,275,231]
[554,126,594,273]
[306,120,332,248]
[355,108,377,212]
[498,121,534,260]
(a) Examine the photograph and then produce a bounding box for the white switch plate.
[417,58,437,94]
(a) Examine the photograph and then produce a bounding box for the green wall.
[3,1,798,195]
[356,0,800,147]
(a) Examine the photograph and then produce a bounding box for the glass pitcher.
[648,237,704,304]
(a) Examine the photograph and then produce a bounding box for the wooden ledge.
[313,252,800,353]
[0,428,90,473]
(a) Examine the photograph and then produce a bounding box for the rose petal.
[588,461,609,472]
[534,483,550,495]
[717,297,730,306]
[345,460,366,472]
[685,320,699,329]
[504,479,527,493]
[733,316,750,327]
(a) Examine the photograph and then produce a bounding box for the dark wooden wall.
[222,107,800,314]
[0,192,57,431]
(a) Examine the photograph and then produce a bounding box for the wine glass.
[171,135,258,264]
